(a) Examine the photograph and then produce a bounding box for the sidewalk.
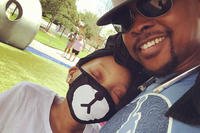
[27,40,80,68]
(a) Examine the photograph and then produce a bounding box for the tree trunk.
[45,16,55,32]
[45,21,51,32]
[60,27,66,38]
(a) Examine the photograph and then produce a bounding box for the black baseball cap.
[76,48,114,67]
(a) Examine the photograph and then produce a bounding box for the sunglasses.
[112,0,173,33]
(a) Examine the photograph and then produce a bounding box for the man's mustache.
[131,29,172,51]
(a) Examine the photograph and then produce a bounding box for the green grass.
[34,30,89,58]
[0,42,68,97]
[34,30,68,50]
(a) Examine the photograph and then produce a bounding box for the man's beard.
[146,38,179,77]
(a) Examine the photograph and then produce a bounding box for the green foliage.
[79,12,104,49]
[57,0,79,31]
[40,0,79,32]
[0,42,68,97]
[41,0,61,18]
[40,0,104,49]
[79,12,100,39]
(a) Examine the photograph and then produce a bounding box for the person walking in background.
[68,35,85,62]
[62,32,78,58]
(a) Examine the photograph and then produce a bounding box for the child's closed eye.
[90,70,103,83]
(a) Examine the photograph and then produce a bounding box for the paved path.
[26,40,80,68]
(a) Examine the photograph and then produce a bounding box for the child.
[0,49,133,133]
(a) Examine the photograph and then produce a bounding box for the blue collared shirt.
[100,72,200,133]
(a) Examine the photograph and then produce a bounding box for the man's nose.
[130,14,156,34]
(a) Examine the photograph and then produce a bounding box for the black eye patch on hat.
[66,67,116,124]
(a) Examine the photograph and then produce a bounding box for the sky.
[76,0,111,17]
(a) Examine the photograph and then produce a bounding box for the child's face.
[68,56,131,105]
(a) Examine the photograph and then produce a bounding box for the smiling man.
[97,0,200,132]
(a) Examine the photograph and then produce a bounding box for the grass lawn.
[0,42,68,97]
[34,30,68,50]
[34,30,89,58]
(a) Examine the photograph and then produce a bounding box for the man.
[97,0,200,132]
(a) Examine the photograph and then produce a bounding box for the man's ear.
[67,66,79,84]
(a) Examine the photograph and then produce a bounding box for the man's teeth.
[141,37,165,50]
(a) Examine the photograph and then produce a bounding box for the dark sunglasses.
[112,0,173,33]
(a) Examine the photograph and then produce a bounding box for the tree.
[79,12,104,49]
[40,0,104,49]
[40,0,78,32]
[79,12,99,39]
[56,0,79,37]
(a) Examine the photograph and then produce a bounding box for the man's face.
[122,0,200,75]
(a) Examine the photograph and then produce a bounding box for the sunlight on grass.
[35,30,68,50]
[0,42,68,97]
